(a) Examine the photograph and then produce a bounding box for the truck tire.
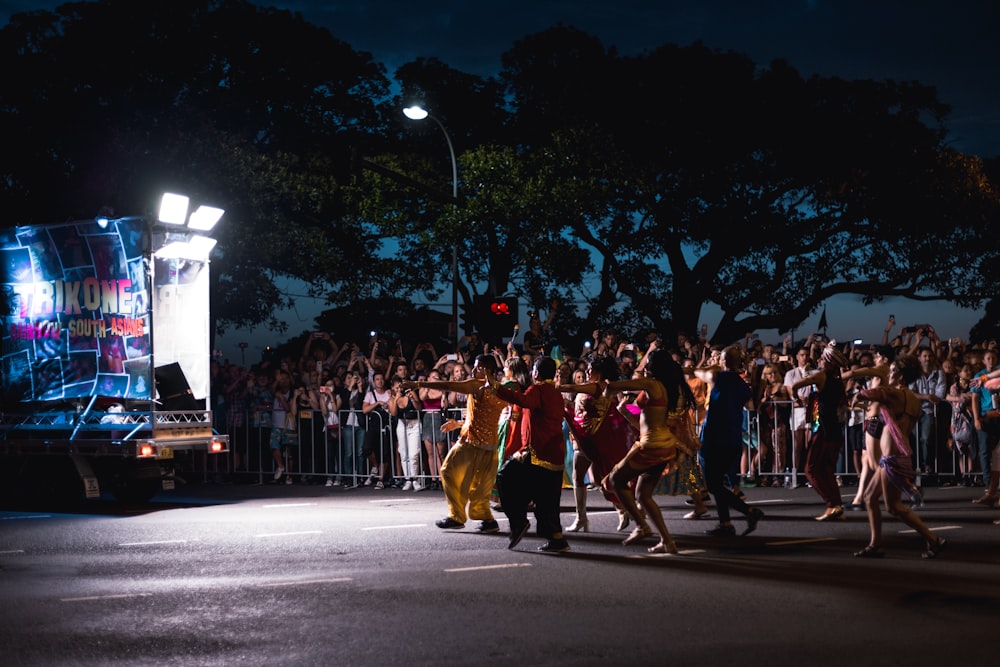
[109,459,162,503]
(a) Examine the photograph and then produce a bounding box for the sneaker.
[743,507,764,536]
[274,467,284,481]
[374,480,384,490]
[436,517,465,530]
[284,476,293,485]
[402,481,413,491]
[363,477,373,487]
[325,479,334,487]
[477,520,500,534]
[538,538,570,553]
[412,482,425,492]
[508,520,530,549]
[332,479,342,487]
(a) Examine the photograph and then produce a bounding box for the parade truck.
[0,206,228,503]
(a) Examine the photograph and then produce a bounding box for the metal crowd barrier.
[213,406,468,486]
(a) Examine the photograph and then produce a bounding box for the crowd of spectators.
[206,314,1000,501]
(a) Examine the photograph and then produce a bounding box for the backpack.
[951,409,973,447]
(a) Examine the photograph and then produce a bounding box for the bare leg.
[606,464,651,544]
[636,473,677,554]
[567,451,591,531]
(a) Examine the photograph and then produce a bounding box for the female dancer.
[788,342,848,521]
[599,348,695,554]
[557,355,637,533]
[854,354,946,558]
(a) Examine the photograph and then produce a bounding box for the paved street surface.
[2,479,997,666]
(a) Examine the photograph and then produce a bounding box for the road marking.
[362,524,425,530]
[369,498,418,504]
[1,515,51,520]
[255,530,323,537]
[445,563,532,572]
[119,539,192,546]
[899,525,962,534]
[260,577,352,587]
[0,549,26,555]
[261,503,318,508]
[767,537,837,546]
[61,593,153,602]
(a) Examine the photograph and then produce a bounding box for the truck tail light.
[210,438,225,453]
[138,443,156,458]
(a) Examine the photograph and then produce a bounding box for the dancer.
[593,348,692,554]
[403,355,507,533]
[788,341,849,521]
[701,345,764,537]
[558,355,638,533]
[495,356,570,552]
[854,354,946,559]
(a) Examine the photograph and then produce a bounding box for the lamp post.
[403,105,459,347]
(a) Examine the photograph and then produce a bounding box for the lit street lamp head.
[403,105,429,120]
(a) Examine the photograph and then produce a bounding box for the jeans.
[342,424,367,479]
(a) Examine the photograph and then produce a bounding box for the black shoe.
[538,538,570,553]
[508,520,530,549]
[743,507,764,536]
[705,524,736,537]
[435,517,465,530]
[477,520,500,534]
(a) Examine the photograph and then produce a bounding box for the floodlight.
[187,205,224,231]
[158,193,189,225]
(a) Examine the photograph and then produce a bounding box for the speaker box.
[154,362,197,410]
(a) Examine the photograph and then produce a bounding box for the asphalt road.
[2,480,997,666]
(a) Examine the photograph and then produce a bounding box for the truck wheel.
[111,478,160,504]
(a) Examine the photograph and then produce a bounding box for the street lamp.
[403,105,459,347]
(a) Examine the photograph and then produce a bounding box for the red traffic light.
[490,301,510,316]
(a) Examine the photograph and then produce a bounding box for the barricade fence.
[214,407,468,486]
[743,400,961,487]
[211,401,965,487]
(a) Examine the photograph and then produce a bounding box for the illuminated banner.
[1,218,152,402]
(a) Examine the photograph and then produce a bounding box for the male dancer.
[404,355,506,533]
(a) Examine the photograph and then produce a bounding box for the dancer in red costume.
[558,355,638,532]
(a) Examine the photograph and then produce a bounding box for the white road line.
[369,498,418,504]
[362,524,426,530]
[119,539,192,546]
[61,593,153,602]
[261,503,318,508]
[899,525,962,534]
[445,563,532,572]
[255,530,323,537]
[260,577,352,587]
[0,549,26,555]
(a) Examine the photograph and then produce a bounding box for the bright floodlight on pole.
[153,192,224,262]
[187,205,225,231]
[158,192,190,225]
[403,104,460,346]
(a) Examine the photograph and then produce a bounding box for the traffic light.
[460,300,476,337]
[477,297,518,344]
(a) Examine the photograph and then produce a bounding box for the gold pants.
[441,441,498,524]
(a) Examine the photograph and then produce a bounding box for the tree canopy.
[1,4,997,347]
